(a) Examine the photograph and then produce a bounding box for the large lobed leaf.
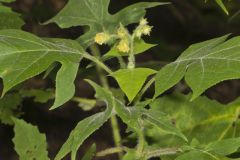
[45,0,169,47]
[155,35,240,100]
[0,30,84,109]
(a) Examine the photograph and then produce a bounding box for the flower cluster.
[94,18,152,53]
[135,18,153,38]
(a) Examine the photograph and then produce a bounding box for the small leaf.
[0,4,24,29]
[215,0,229,15]
[103,39,156,60]
[45,0,168,47]
[0,93,21,125]
[206,138,240,156]
[81,143,96,160]
[175,151,215,160]
[12,118,49,160]
[20,89,54,103]
[55,80,114,160]
[112,68,156,102]
[123,151,137,160]
[72,97,97,111]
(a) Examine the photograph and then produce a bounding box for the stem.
[111,115,123,158]
[89,44,123,159]
[136,121,145,159]
[146,147,180,159]
[127,35,135,69]
[83,53,112,74]
[96,147,128,157]
[117,57,126,69]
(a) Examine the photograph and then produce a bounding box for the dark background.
[1,0,240,159]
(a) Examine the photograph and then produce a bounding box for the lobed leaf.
[45,0,169,47]
[155,35,240,100]
[0,30,84,109]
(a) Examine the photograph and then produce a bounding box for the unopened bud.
[94,32,110,45]
[117,39,130,53]
[140,18,148,26]
[142,25,152,36]
[117,24,128,38]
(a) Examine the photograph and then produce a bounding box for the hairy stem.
[96,147,128,157]
[146,147,180,159]
[110,115,123,158]
[128,34,136,69]
[83,53,112,74]
[136,121,145,159]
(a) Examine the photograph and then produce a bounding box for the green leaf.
[114,100,186,141]
[148,93,240,147]
[55,80,114,160]
[144,109,187,142]
[175,151,217,160]
[20,89,54,103]
[72,97,97,111]
[103,39,156,60]
[123,151,137,160]
[0,0,16,2]
[0,30,84,109]
[112,68,156,102]
[215,0,229,15]
[0,93,21,125]
[154,35,240,100]
[205,138,240,155]
[45,0,168,47]
[0,3,24,29]
[12,118,49,160]
[81,143,96,160]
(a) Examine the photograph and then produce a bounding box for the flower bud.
[140,18,148,26]
[117,24,128,38]
[142,25,152,36]
[94,32,110,45]
[117,39,130,53]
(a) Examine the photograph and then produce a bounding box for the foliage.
[0,0,239,160]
